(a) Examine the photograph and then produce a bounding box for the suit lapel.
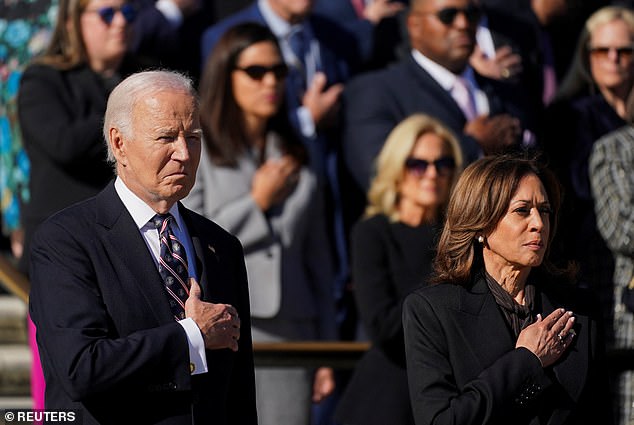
[404,57,468,129]
[454,276,516,369]
[179,206,224,304]
[95,183,173,323]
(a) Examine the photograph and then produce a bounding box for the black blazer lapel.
[95,182,173,323]
[454,276,516,371]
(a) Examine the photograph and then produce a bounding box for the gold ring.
[501,68,511,79]
[557,333,565,344]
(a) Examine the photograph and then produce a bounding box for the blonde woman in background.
[335,114,463,425]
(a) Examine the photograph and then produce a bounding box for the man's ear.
[109,127,127,166]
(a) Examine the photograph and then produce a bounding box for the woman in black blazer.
[403,154,612,425]
[335,114,464,425]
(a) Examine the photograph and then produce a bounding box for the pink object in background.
[350,0,365,17]
[28,316,45,411]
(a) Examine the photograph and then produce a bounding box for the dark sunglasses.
[85,4,137,25]
[427,5,482,25]
[234,63,289,81]
[405,157,456,177]
[588,45,634,61]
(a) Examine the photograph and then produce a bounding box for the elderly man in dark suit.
[28,70,257,425]
[341,0,535,197]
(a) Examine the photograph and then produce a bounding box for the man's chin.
[161,181,194,201]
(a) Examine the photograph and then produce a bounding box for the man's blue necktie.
[288,25,308,93]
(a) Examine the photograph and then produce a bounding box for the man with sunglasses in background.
[341,0,537,207]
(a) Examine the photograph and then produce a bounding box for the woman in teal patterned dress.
[1,0,57,258]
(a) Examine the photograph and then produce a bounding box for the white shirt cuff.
[297,106,316,138]
[155,0,183,27]
[178,318,208,375]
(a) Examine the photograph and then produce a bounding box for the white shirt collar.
[411,49,476,90]
[259,0,314,39]
[475,15,496,59]
[259,0,292,38]
[114,177,184,231]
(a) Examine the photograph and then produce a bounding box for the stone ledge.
[0,396,33,409]
[0,296,27,344]
[0,345,31,396]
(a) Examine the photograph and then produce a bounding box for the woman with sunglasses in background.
[17,0,154,274]
[183,22,338,425]
[334,114,463,425]
[541,5,634,369]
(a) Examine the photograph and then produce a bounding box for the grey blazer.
[184,134,337,340]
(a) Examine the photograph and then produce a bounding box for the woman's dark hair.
[432,153,575,285]
[198,22,305,167]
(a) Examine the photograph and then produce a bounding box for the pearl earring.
[477,235,484,243]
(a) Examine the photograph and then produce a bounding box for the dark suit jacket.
[130,0,181,67]
[29,182,257,425]
[200,2,262,63]
[312,0,409,71]
[402,270,611,425]
[542,95,623,295]
[131,0,256,83]
[341,54,531,193]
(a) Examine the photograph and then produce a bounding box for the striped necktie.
[153,214,190,320]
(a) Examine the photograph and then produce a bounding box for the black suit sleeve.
[342,74,399,191]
